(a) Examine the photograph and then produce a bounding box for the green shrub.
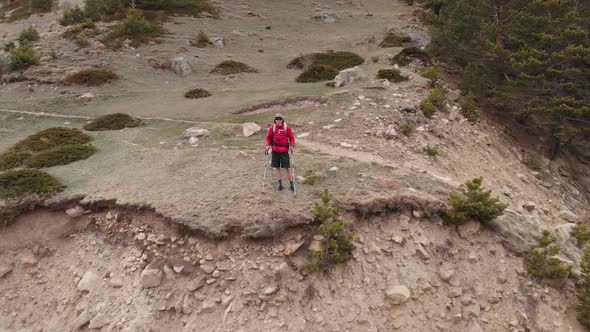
[459,92,479,123]
[296,64,339,83]
[84,0,125,21]
[23,144,96,168]
[571,223,590,247]
[371,55,379,63]
[64,69,117,85]
[577,246,590,328]
[84,113,143,131]
[391,46,430,66]
[420,100,437,118]
[0,150,31,171]
[59,5,87,26]
[421,67,440,85]
[31,0,54,12]
[288,51,364,71]
[377,68,409,83]
[3,41,16,52]
[9,43,40,71]
[526,230,571,279]
[18,26,40,43]
[379,31,411,47]
[524,154,542,171]
[400,122,415,136]
[427,86,446,111]
[62,19,97,40]
[303,169,319,185]
[423,145,439,156]
[184,88,211,99]
[210,60,257,75]
[443,177,507,225]
[0,169,64,200]
[192,30,209,47]
[101,6,164,48]
[75,34,90,48]
[305,189,355,272]
[15,127,92,152]
[133,0,219,17]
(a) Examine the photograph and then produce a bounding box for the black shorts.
[271,151,290,168]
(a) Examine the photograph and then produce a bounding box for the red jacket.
[266,123,295,153]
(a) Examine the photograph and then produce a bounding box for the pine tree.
[577,245,590,328]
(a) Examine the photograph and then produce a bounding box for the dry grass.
[64,69,118,86]
[210,60,257,75]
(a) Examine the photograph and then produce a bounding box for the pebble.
[385,285,411,305]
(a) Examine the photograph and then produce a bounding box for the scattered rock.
[188,276,207,291]
[415,244,430,260]
[183,127,210,138]
[375,125,397,140]
[201,299,217,312]
[458,220,481,239]
[315,12,337,23]
[558,209,577,222]
[163,264,176,279]
[78,93,95,102]
[139,265,163,289]
[242,122,261,137]
[20,255,38,268]
[201,263,215,274]
[385,285,411,305]
[412,210,423,218]
[501,186,513,198]
[188,137,199,145]
[334,66,366,88]
[308,235,324,252]
[147,56,170,69]
[88,312,110,329]
[264,285,279,296]
[109,278,123,288]
[77,271,99,292]
[65,205,85,218]
[438,264,455,282]
[522,201,536,211]
[209,36,225,48]
[136,233,146,241]
[329,166,339,172]
[169,57,192,77]
[284,241,305,256]
[71,310,91,330]
[340,142,353,148]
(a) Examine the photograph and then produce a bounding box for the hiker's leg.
[275,168,282,180]
[286,168,293,181]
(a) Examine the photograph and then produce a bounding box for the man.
[265,113,295,191]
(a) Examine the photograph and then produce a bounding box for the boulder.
[334,66,366,88]
[209,36,225,48]
[183,127,210,138]
[375,125,397,139]
[169,57,192,77]
[139,265,163,289]
[385,285,410,305]
[316,12,337,23]
[489,210,542,254]
[242,122,261,137]
[65,205,85,218]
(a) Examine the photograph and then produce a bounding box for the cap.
[275,113,284,119]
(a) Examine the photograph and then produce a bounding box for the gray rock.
[163,264,176,279]
[316,12,337,23]
[183,127,210,138]
[558,209,577,222]
[188,276,207,291]
[458,220,481,239]
[0,53,10,72]
[78,271,99,292]
[169,57,192,77]
[242,122,261,137]
[109,278,123,288]
[284,241,305,256]
[263,285,278,296]
[65,206,85,218]
[334,66,366,88]
[78,93,95,102]
[415,244,430,260]
[71,311,91,330]
[88,312,110,329]
[522,201,536,211]
[500,186,513,198]
[376,125,397,140]
[209,36,225,48]
[438,264,455,282]
[201,299,217,312]
[201,263,215,274]
[139,265,163,289]
[385,285,410,305]
[490,210,542,254]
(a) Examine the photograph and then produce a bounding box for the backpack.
[271,123,290,147]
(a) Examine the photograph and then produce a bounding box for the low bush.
[427,86,446,110]
[400,122,415,136]
[18,26,40,43]
[571,223,590,247]
[420,100,437,118]
[379,31,411,47]
[62,18,97,40]
[192,30,209,47]
[577,246,590,328]
[288,51,364,71]
[9,43,40,71]
[31,0,54,12]
[210,60,257,75]
[391,46,430,66]
[443,177,507,225]
[459,92,479,123]
[0,169,64,200]
[15,127,92,152]
[23,144,96,168]
[524,154,542,171]
[75,34,90,48]
[377,68,408,83]
[84,0,125,21]
[526,230,571,279]
[84,113,143,131]
[305,189,355,272]
[184,88,211,99]
[59,5,87,26]
[420,67,440,86]
[133,0,219,17]
[423,145,439,156]
[303,169,319,185]
[296,64,339,83]
[0,150,31,171]
[3,41,16,52]
[371,55,379,63]
[101,6,164,48]
[64,69,117,86]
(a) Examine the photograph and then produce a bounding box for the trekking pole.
[263,149,269,189]
[290,149,297,196]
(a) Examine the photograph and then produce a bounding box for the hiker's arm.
[265,127,272,150]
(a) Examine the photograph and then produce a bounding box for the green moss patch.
[0,150,31,171]
[15,127,92,152]
[184,88,211,99]
[392,47,430,66]
[64,69,118,86]
[377,68,409,83]
[210,60,258,75]
[296,64,339,83]
[288,51,364,71]
[0,169,64,200]
[84,113,143,131]
[379,31,411,47]
[23,144,97,169]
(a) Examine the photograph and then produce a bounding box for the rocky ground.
[0,0,589,331]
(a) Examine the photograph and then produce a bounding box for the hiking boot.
[289,180,295,192]
[278,184,283,191]
[289,185,295,192]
